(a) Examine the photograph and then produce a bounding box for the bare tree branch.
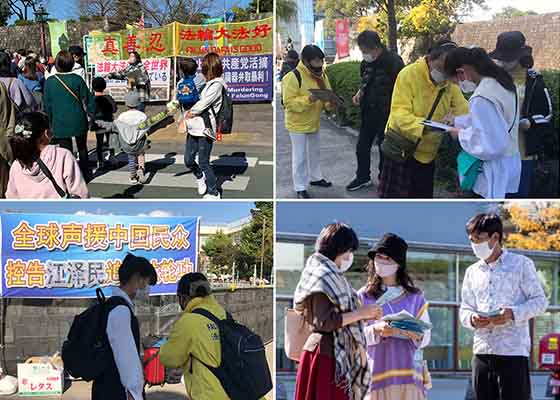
[77,0,117,17]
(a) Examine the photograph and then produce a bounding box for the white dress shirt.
[460,249,548,356]
[455,97,521,198]
[107,287,144,400]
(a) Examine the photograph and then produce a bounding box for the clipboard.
[421,120,453,132]
[309,89,345,106]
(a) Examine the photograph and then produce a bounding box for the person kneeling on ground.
[159,273,230,400]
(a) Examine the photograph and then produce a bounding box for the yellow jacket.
[282,61,333,133]
[386,57,469,163]
[159,295,228,400]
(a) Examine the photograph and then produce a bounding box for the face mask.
[363,53,375,63]
[495,59,518,72]
[430,68,447,83]
[306,63,323,76]
[374,259,399,278]
[471,240,495,260]
[459,79,477,94]
[340,253,354,272]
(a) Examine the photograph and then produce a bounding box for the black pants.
[378,156,435,198]
[52,135,91,181]
[95,131,112,164]
[356,118,385,181]
[472,355,531,400]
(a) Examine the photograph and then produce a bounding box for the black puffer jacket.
[359,48,404,128]
[522,68,555,156]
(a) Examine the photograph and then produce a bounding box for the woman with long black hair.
[444,47,521,199]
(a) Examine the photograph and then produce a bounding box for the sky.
[42,0,253,21]
[464,0,560,21]
[0,201,258,225]
[276,201,502,246]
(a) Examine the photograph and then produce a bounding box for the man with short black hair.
[92,253,158,400]
[460,213,548,400]
[347,31,404,192]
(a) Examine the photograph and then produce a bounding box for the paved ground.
[276,372,554,400]
[84,103,273,199]
[0,342,274,399]
[276,95,381,199]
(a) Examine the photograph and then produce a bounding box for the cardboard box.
[17,363,63,396]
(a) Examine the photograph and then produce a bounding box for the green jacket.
[44,73,95,138]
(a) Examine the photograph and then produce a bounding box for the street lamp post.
[251,208,268,285]
[34,5,49,58]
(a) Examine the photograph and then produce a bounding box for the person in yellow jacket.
[159,273,229,400]
[282,44,334,199]
[379,39,469,199]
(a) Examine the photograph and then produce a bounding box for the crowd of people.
[290,213,548,400]
[0,45,228,199]
[280,30,554,199]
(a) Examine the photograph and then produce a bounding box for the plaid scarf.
[294,252,370,400]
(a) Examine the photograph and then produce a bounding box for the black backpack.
[61,288,131,381]
[192,308,272,400]
[204,82,234,135]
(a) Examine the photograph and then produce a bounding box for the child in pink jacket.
[6,112,89,199]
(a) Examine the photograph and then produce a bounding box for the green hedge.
[326,62,560,193]
[325,61,362,128]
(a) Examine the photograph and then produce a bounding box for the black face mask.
[305,62,323,76]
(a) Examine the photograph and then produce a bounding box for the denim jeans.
[184,135,217,195]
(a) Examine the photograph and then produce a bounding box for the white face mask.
[495,59,518,72]
[374,259,399,278]
[430,68,447,83]
[340,253,354,273]
[459,79,477,94]
[471,240,495,260]
[363,53,375,63]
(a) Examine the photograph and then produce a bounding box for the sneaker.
[129,176,139,184]
[310,179,332,188]
[296,190,311,199]
[203,193,221,200]
[197,175,207,195]
[346,177,373,191]
[137,168,148,184]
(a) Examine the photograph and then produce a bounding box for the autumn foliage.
[505,205,560,251]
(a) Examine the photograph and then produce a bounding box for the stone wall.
[1,287,273,373]
[451,12,560,71]
[0,21,104,55]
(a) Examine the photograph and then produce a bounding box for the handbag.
[36,157,81,199]
[284,308,312,362]
[457,91,518,191]
[53,75,89,117]
[381,87,446,163]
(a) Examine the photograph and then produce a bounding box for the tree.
[236,202,273,280]
[78,0,117,17]
[276,0,297,21]
[139,0,210,26]
[8,0,41,21]
[247,0,273,14]
[493,7,537,19]
[202,231,237,276]
[316,0,487,54]
[114,0,142,26]
[504,203,560,251]
[0,1,11,26]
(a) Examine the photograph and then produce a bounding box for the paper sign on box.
[17,363,63,397]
